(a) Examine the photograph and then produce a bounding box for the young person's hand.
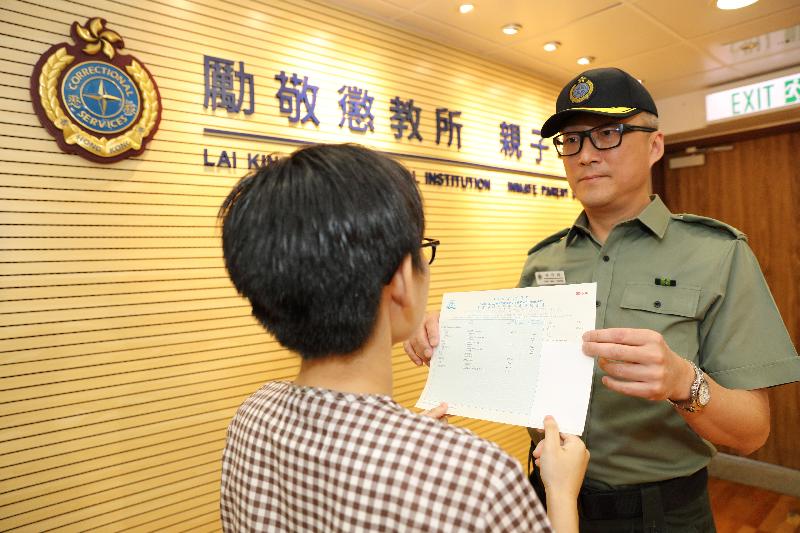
[533,416,588,533]
[403,311,440,366]
[420,402,448,423]
[533,416,588,500]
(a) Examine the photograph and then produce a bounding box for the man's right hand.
[403,311,440,366]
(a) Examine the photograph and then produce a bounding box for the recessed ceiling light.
[459,3,474,14]
[543,41,560,52]
[577,56,594,66]
[502,23,522,36]
[716,0,758,9]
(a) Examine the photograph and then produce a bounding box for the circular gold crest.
[31,18,161,163]
[569,76,594,104]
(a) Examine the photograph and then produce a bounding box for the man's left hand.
[582,328,694,401]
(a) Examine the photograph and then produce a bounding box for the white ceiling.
[322,0,800,100]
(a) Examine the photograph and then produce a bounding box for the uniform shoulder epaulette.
[527,228,570,255]
[673,213,747,241]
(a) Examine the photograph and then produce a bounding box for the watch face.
[698,381,711,406]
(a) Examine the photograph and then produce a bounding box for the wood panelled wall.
[658,128,800,470]
[0,0,581,530]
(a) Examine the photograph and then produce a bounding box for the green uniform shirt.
[520,195,800,486]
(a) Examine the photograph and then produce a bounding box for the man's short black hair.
[219,143,425,360]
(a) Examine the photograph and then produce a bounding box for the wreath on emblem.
[569,76,594,104]
[30,18,161,163]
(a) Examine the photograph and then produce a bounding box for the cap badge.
[569,76,594,104]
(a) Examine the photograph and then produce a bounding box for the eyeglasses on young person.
[421,237,440,265]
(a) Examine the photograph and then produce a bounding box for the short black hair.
[219,144,425,359]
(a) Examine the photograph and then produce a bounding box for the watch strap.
[668,361,704,412]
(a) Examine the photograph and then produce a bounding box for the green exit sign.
[706,72,800,121]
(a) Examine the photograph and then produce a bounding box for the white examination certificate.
[415,283,596,435]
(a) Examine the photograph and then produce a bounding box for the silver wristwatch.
[668,361,710,413]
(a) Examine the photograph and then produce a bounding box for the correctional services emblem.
[569,76,594,104]
[30,18,161,163]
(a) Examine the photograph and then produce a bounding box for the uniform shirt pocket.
[620,282,701,318]
[618,282,702,358]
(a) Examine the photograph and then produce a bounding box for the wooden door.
[658,128,800,468]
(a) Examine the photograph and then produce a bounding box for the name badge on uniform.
[535,271,566,285]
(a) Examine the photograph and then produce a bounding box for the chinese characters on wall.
[203,56,254,115]
[274,71,319,125]
[202,55,551,166]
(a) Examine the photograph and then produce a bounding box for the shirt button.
[654,300,662,309]
[602,255,610,262]
[596,300,601,308]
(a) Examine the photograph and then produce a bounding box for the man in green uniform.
[404,67,800,531]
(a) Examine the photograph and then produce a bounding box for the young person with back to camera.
[218,143,590,532]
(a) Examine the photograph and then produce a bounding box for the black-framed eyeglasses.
[421,237,439,265]
[552,123,657,156]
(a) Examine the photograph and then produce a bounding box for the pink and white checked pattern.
[220,381,551,532]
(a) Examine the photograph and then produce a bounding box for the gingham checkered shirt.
[220,381,551,532]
